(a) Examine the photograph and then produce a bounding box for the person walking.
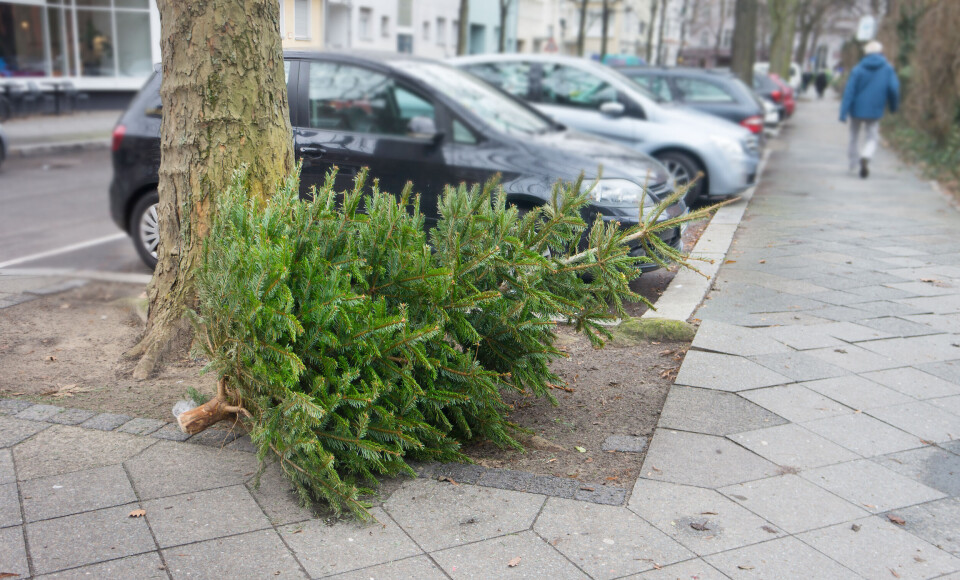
[814,71,829,99]
[839,41,900,178]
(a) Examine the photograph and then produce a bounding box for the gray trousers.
[849,118,880,168]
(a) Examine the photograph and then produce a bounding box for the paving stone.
[246,461,314,526]
[144,484,270,548]
[431,530,589,579]
[534,497,693,579]
[117,417,166,436]
[384,478,544,552]
[26,278,89,296]
[26,503,156,575]
[0,449,13,485]
[804,343,904,374]
[35,552,167,579]
[807,305,877,323]
[691,320,792,356]
[45,407,96,425]
[756,325,846,350]
[675,351,792,392]
[704,536,858,580]
[848,284,918,301]
[867,401,960,443]
[919,360,960,385]
[162,529,306,579]
[281,506,421,577]
[941,440,960,456]
[14,404,63,422]
[861,335,960,365]
[863,367,960,399]
[872,446,960,496]
[905,313,960,334]
[125,439,259,500]
[799,375,915,411]
[640,429,779,488]
[0,415,48,448]
[740,384,853,423]
[0,399,36,415]
[806,289,873,306]
[0,482,20,528]
[800,459,946,514]
[657,386,787,436]
[886,497,960,558]
[324,555,447,580]
[859,316,945,337]
[574,485,627,506]
[930,395,960,417]
[627,478,782,556]
[816,320,898,342]
[849,300,929,318]
[226,434,256,452]
[20,464,137,522]
[803,413,925,457]
[729,424,859,470]
[898,294,960,314]
[0,526,29,579]
[749,351,848,381]
[798,516,960,579]
[601,435,647,453]
[14,425,153,480]
[79,412,133,431]
[431,462,487,485]
[626,558,728,579]
[189,428,240,448]
[151,423,191,442]
[719,474,868,534]
[477,469,579,498]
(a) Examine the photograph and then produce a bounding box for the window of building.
[359,8,372,41]
[452,20,458,46]
[294,0,310,39]
[423,21,429,41]
[381,15,390,37]
[638,21,646,36]
[397,0,412,27]
[699,30,710,47]
[722,28,733,48]
[397,33,413,53]
[436,18,446,45]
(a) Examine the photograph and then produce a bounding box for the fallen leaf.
[863,504,876,509]
[579,486,595,492]
[759,259,766,263]
[690,522,710,531]
[890,568,900,578]
[887,514,906,526]
[0,574,19,579]
[920,439,934,445]
[128,509,146,518]
[700,511,718,515]
[851,524,862,532]
[914,556,925,563]
[546,458,557,463]
[507,557,521,567]
[575,446,586,453]
[725,260,737,264]
[41,384,91,399]
[438,476,458,485]
[738,565,755,570]
[761,525,778,534]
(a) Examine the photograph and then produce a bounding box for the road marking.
[0,232,128,269]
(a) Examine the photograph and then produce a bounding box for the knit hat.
[864,40,883,54]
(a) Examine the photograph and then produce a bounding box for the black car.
[616,67,765,136]
[110,51,685,269]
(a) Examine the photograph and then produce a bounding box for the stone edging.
[10,137,111,158]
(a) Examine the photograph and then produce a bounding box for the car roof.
[282,49,444,73]
[618,66,737,79]
[450,53,601,66]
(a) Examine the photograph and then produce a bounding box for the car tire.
[655,151,704,206]
[129,191,160,270]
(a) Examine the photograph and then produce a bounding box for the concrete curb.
[642,147,773,323]
[10,137,110,158]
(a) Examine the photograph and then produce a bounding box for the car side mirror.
[599,101,625,118]
[408,116,444,144]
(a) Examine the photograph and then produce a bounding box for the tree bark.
[128,0,294,380]
[577,0,588,57]
[499,0,509,53]
[656,0,669,65]
[458,0,470,55]
[600,0,610,60]
[731,0,758,85]
[645,0,658,62]
[769,0,799,78]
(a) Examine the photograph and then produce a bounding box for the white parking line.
[0,232,128,269]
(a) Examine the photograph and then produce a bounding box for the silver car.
[451,54,760,205]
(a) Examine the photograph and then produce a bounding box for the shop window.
[117,11,151,77]
[77,8,114,76]
[0,3,47,77]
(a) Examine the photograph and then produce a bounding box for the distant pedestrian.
[814,71,829,98]
[839,41,900,178]
[801,71,813,94]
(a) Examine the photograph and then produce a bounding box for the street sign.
[856,16,876,42]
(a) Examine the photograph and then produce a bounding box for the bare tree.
[795,0,855,70]
[499,0,512,53]
[730,0,758,84]
[656,0,670,65]
[714,0,729,60]
[458,0,470,55]
[769,0,799,78]
[646,0,659,62]
[577,0,589,56]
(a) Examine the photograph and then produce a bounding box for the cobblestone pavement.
[2,99,960,579]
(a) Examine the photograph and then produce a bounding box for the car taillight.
[112,124,126,152]
[771,90,782,103]
[740,115,763,134]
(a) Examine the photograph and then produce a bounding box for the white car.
[754,62,801,91]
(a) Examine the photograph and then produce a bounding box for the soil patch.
[0,281,215,421]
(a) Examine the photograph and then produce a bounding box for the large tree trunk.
[769,0,799,78]
[577,0,588,57]
[731,0,758,85]
[458,0,470,55]
[128,0,294,380]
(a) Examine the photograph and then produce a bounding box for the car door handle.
[298,146,324,159]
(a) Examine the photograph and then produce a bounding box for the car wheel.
[655,151,704,206]
[129,191,160,269]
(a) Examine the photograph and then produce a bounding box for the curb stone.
[10,138,110,158]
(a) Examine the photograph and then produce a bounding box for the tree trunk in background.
[713,0,728,61]
[677,0,690,63]
[656,0,669,65]
[600,0,611,60]
[645,0,658,62]
[458,0,470,55]
[499,0,509,53]
[577,0,588,56]
[731,0,758,85]
[128,0,294,379]
[769,0,798,78]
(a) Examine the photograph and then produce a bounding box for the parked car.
[111,52,685,270]
[0,121,7,169]
[451,54,760,206]
[769,73,796,118]
[753,72,787,120]
[755,61,801,91]
[614,67,765,135]
[760,99,780,129]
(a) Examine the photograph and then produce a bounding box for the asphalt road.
[0,149,150,274]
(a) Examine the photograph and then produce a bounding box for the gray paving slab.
[871,446,960,497]
[573,485,627,505]
[640,429,779,488]
[45,407,96,425]
[150,423,192,442]
[601,434,648,453]
[849,300,930,318]
[15,404,63,422]
[626,558,728,579]
[798,516,960,579]
[431,530,589,579]
[0,415,49,448]
[904,313,960,333]
[674,351,792,392]
[189,428,241,447]
[226,434,256,452]
[25,503,156,575]
[803,413,925,457]
[0,399,37,415]
[887,498,960,558]
[861,335,960,365]
[246,461,315,526]
[798,375,915,411]
[534,497,693,579]
[627,478,783,556]
[740,384,853,423]
[690,320,792,356]
[431,462,487,485]
[383,478,544,552]
[117,417,166,436]
[867,401,960,443]
[124,439,259,500]
[941,440,960,456]
[719,474,868,534]
[13,425,153,480]
[280,506,422,578]
[0,449,13,485]
[800,459,946,514]
[143,484,270,548]
[0,526,29,579]
[325,555,448,580]
[728,424,859,470]
[79,412,133,431]
[704,536,858,580]
[919,360,960,385]
[35,552,167,579]
[477,468,579,498]
[162,529,306,579]
[859,316,945,338]
[20,464,137,522]
[749,351,849,381]
[0,482,21,528]
[864,367,960,399]
[898,294,960,314]
[803,343,905,374]
[806,305,877,323]
[755,325,847,350]
[657,386,788,436]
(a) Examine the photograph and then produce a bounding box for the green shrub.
[190,167,710,518]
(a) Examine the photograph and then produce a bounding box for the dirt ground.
[0,282,216,421]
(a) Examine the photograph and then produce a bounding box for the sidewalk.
[1,98,959,579]
[3,111,119,156]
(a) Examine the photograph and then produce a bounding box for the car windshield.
[599,66,661,102]
[618,71,668,102]
[392,61,556,137]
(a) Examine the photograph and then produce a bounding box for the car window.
[453,119,478,144]
[630,74,672,102]
[463,62,533,99]
[539,64,618,109]
[306,61,435,136]
[674,77,735,103]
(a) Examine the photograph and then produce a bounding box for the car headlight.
[709,135,745,159]
[588,178,653,205]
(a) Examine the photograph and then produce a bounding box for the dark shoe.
[860,157,869,179]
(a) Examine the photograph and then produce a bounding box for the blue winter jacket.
[840,53,900,121]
